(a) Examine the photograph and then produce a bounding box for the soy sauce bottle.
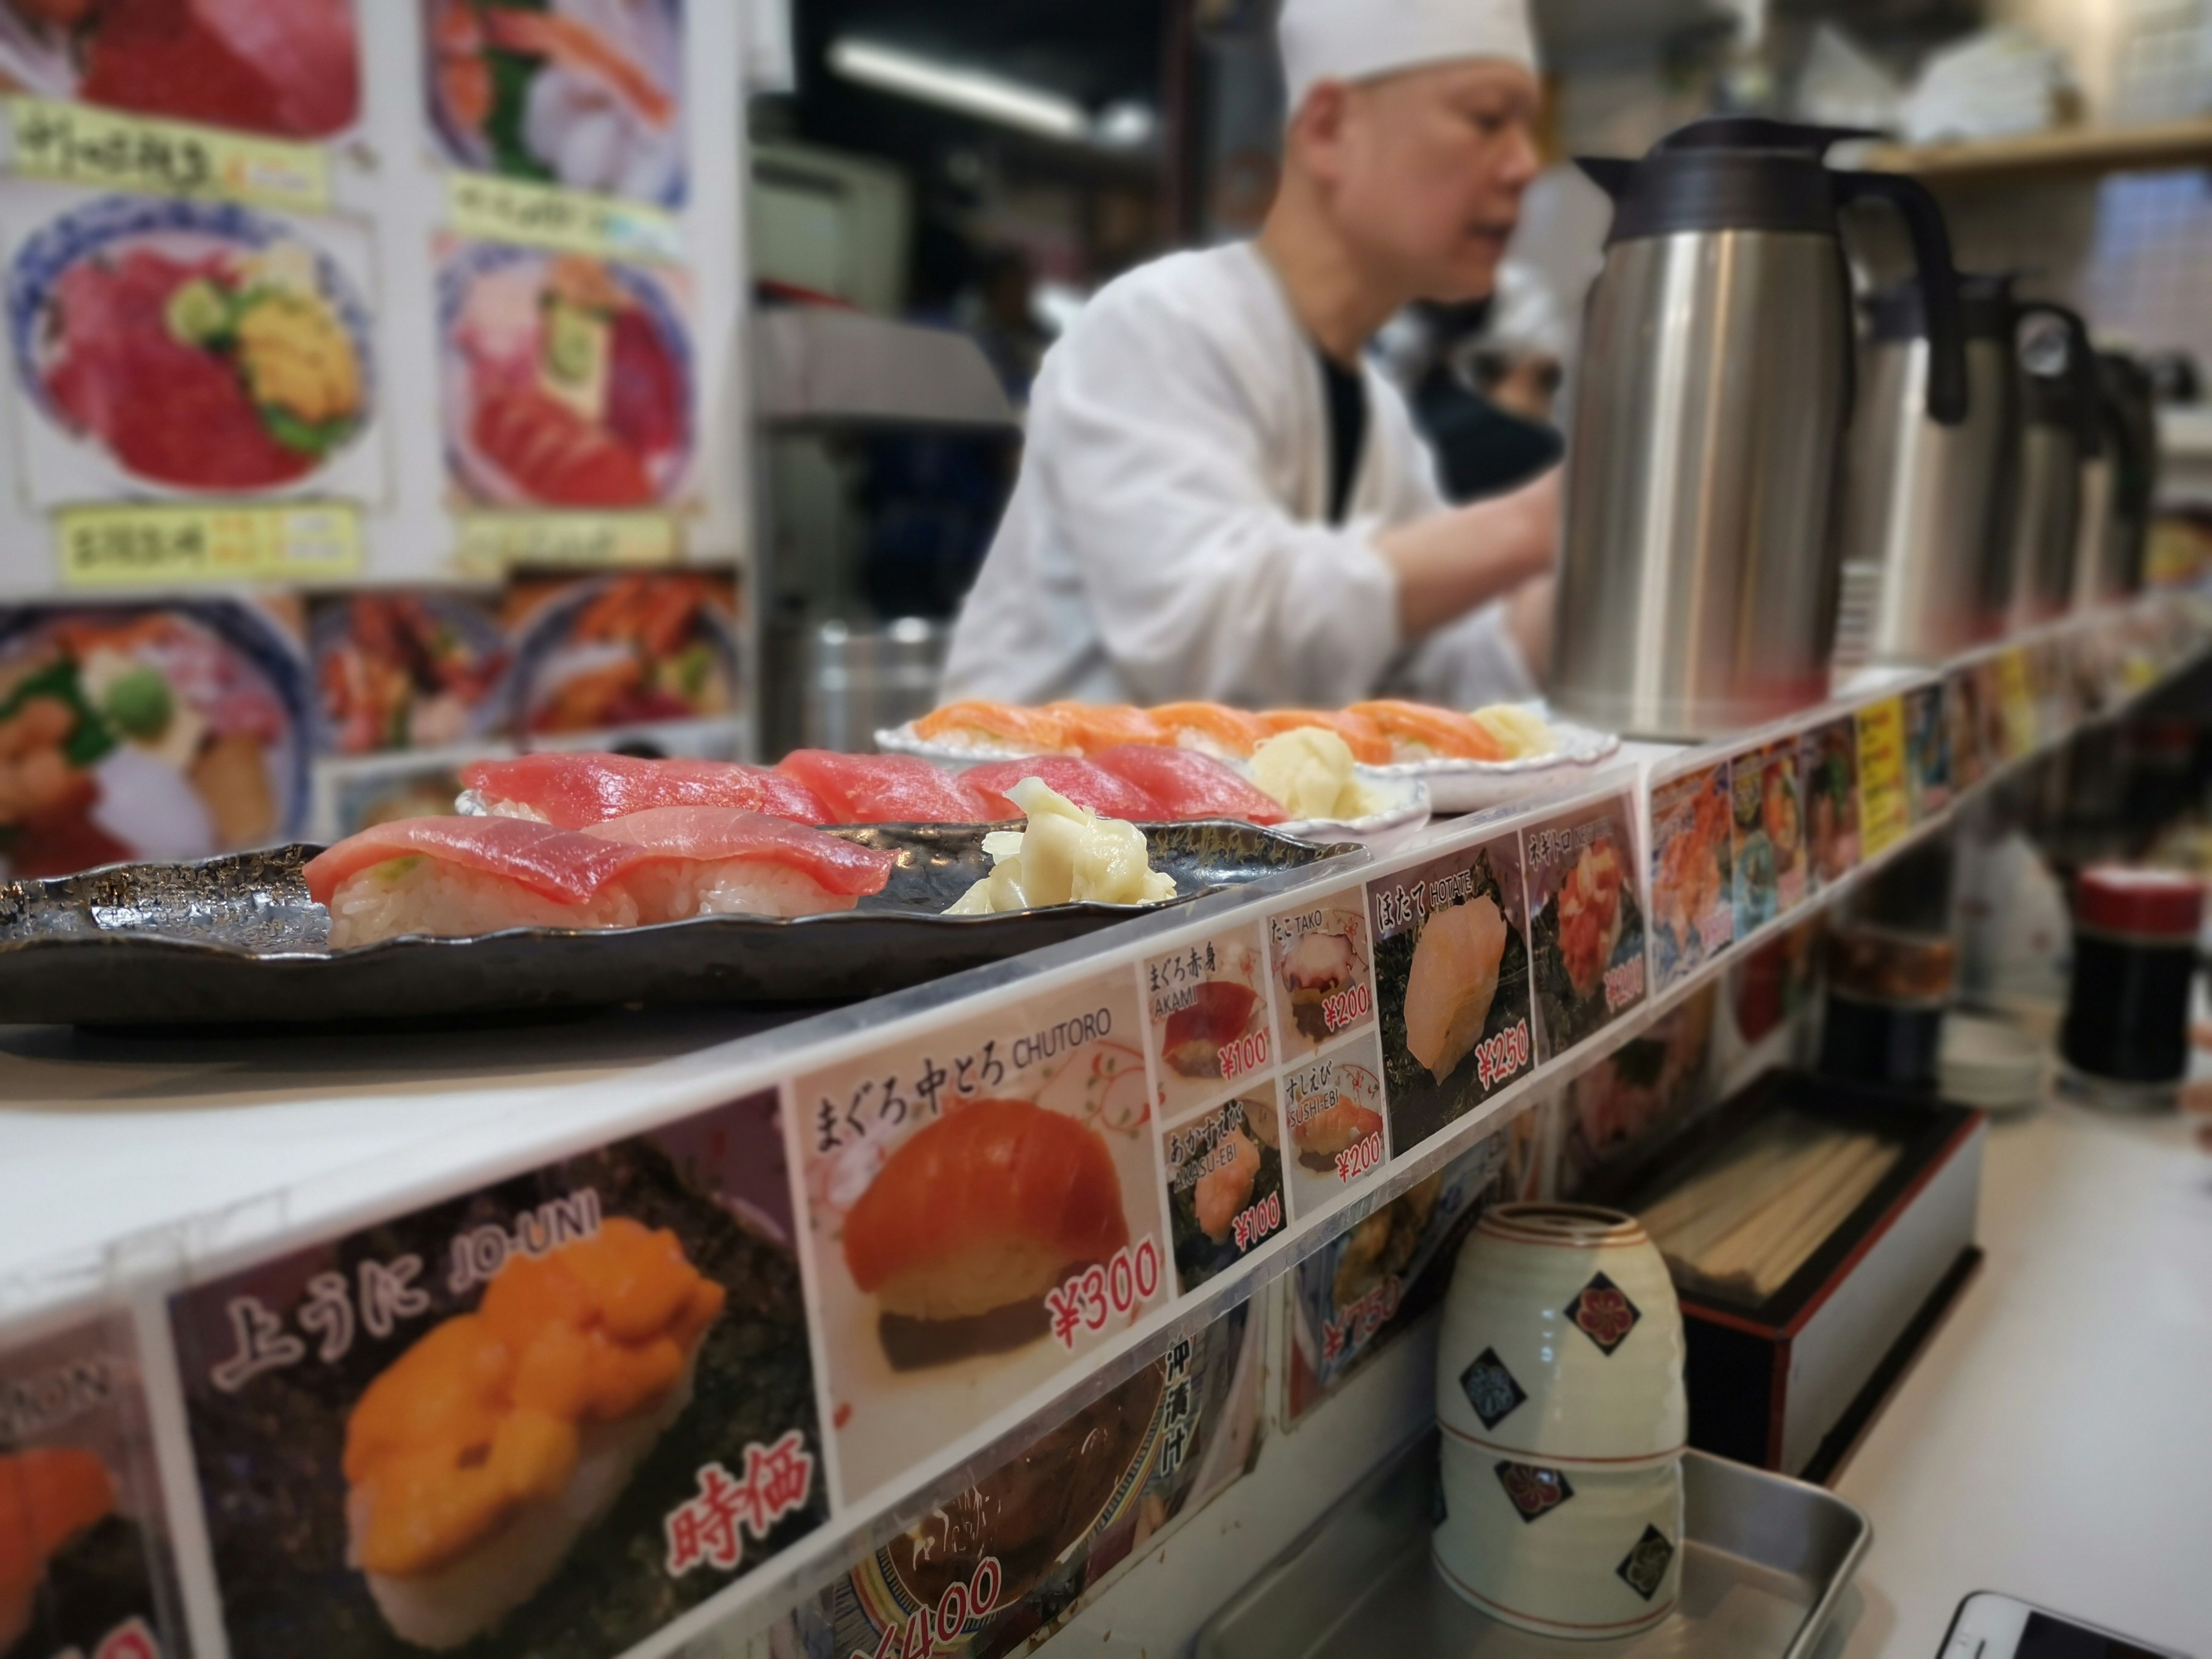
[2059,867,2204,1110]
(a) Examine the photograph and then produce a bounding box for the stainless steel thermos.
[1550,119,1967,740]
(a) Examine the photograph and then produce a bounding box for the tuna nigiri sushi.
[308,817,649,947]
[0,1447,115,1655]
[1147,702,1272,760]
[345,1217,725,1650]
[1042,702,1164,753]
[776,750,1005,824]
[581,807,898,918]
[842,1098,1128,1367]
[1089,745,1287,826]
[461,751,830,828]
[961,757,1163,822]
[1347,700,1507,762]
[307,812,898,948]
[912,701,1071,755]
[1255,710,1392,765]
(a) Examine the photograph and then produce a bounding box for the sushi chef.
[942,0,1556,710]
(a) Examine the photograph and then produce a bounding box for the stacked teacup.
[1433,1202,1686,1638]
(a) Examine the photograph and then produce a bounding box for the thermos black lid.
[1578,118,1867,242]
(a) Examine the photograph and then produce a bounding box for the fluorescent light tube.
[828,37,1089,140]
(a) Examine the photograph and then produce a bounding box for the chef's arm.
[1373,466,1559,641]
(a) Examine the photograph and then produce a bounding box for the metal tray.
[0,822,1354,1028]
[1199,1433,1869,1659]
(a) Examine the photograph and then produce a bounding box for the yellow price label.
[57,503,361,589]
[454,512,678,574]
[1856,696,1909,860]
[1993,648,2036,759]
[447,172,681,263]
[9,98,328,211]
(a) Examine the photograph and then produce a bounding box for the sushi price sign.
[57,503,361,590]
[448,172,683,265]
[789,967,1168,1508]
[1855,696,1910,860]
[455,511,680,573]
[8,97,329,212]
[166,1090,828,1659]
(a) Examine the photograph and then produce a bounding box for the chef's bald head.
[1279,0,1538,118]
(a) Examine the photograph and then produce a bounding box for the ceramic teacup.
[1433,1434,1683,1639]
[1436,1202,1685,1468]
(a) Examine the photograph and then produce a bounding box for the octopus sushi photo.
[1163,1094,1284,1292]
[840,1098,1133,1372]
[1370,841,1532,1153]
[1271,906,1372,1052]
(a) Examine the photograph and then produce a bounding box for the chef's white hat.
[1279,0,1539,116]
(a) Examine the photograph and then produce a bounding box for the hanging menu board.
[0,3,749,598]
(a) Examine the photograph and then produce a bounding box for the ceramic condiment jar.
[1433,1202,1687,1637]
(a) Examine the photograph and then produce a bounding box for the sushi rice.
[352,1354,699,1652]
[327,855,641,948]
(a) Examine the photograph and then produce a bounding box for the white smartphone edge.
[1944,1591,2191,1659]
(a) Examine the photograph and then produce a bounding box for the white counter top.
[1833,1100,2212,1658]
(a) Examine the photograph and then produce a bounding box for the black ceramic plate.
[0,823,1354,1027]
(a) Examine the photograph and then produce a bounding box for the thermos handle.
[1833,171,1969,426]
[2015,299,2103,457]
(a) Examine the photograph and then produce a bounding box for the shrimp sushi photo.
[460,751,831,828]
[343,1217,725,1650]
[841,1098,1131,1370]
[1163,1095,1283,1293]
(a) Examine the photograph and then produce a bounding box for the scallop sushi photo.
[166,1095,826,1659]
[1367,837,1534,1154]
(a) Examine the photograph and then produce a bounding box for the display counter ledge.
[0,592,2200,1659]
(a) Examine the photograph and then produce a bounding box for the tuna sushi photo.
[342,1217,722,1650]
[0,0,361,139]
[0,1446,114,1654]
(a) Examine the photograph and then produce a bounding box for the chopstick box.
[1589,1071,1985,1479]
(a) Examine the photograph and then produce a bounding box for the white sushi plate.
[876,709,1623,817]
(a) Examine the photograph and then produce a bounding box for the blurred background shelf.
[1865,116,2212,183]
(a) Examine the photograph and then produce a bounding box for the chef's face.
[1304,60,1542,303]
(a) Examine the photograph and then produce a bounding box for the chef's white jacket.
[941,240,1537,710]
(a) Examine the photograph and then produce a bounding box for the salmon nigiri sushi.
[1255,710,1393,765]
[1147,702,1272,760]
[775,750,1002,824]
[1348,700,1508,762]
[1041,702,1164,754]
[461,752,830,828]
[912,701,1071,755]
[961,758,1163,823]
[0,1447,115,1654]
[345,1218,726,1650]
[583,807,898,918]
[842,1098,1128,1367]
[1089,745,1287,826]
